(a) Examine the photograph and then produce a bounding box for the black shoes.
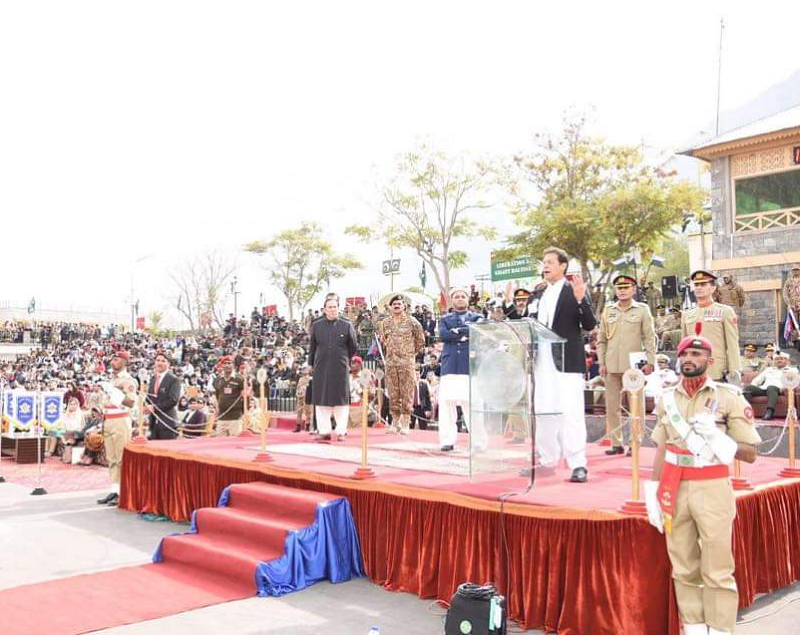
[605,446,624,456]
[440,445,454,452]
[570,468,588,483]
[763,408,775,421]
[97,492,118,505]
[318,434,332,442]
[292,426,302,433]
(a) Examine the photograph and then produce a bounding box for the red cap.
[219,355,233,363]
[351,355,363,366]
[112,350,130,362]
[677,335,713,356]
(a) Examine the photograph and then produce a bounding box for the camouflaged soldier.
[596,275,657,454]
[681,271,741,382]
[646,335,760,635]
[376,294,425,434]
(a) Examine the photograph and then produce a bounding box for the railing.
[735,207,800,232]
[267,395,297,413]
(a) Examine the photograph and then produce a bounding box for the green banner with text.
[490,255,536,282]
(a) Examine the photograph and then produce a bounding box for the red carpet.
[0,483,337,635]
[0,456,109,492]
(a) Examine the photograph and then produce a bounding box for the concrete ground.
[1,481,797,634]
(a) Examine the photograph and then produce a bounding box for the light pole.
[130,254,154,331]
[231,276,240,319]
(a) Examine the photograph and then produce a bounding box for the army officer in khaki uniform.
[597,275,657,455]
[645,335,760,635]
[681,270,741,382]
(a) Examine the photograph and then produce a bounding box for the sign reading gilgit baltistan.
[490,254,536,282]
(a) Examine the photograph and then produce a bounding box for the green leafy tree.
[147,310,164,334]
[500,113,707,297]
[347,144,496,308]
[244,222,361,320]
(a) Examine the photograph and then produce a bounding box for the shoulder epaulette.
[717,382,743,394]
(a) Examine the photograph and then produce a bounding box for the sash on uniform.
[658,446,729,534]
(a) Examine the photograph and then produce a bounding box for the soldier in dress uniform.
[375,294,426,435]
[645,335,760,635]
[763,343,776,367]
[213,356,247,436]
[97,350,136,506]
[741,343,766,375]
[681,271,741,382]
[596,275,657,455]
[502,286,533,319]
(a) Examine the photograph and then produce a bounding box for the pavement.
[0,479,797,634]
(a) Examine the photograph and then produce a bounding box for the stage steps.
[0,482,364,635]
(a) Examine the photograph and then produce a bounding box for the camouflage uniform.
[782,271,800,343]
[295,374,311,430]
[714,276,746,315]
[376,315,425,432]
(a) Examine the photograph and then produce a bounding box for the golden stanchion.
[779,369,800,478]
[731,458,753,490]
[253,368,273,462]
[598,413,612,447]
[239,363,255,437]
[132,369,149,444]
[373,368,386,428]
[352,371,376,480]
[620,369,647,516]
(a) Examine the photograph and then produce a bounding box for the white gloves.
[644,480,663,533]
[692,414,738,465]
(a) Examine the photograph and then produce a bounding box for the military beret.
[612,275,637,287]
[677,335,713,356]
[219,355,233,363]
[744,343,757,352]
[690,270,717,283]
[388,294,406,305]
[513,288,531,300]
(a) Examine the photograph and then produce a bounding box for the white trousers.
[534,354,587,469]
[437,374,487,449]
[315,405,350,436]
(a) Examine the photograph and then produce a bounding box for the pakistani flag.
[27,298,35,314]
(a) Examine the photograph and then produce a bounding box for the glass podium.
[467,318,566,479]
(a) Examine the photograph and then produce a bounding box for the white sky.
[1,1,798,325]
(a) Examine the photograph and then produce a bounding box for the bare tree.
[168,249,237,332]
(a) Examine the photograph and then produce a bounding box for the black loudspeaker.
[661,275,678,300]
[444,585,506,635]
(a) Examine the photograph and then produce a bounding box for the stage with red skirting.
[119,428,800,635]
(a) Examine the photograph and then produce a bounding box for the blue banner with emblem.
[42,392,64,430]
[14,392,37,431]
[3,389,15,422]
